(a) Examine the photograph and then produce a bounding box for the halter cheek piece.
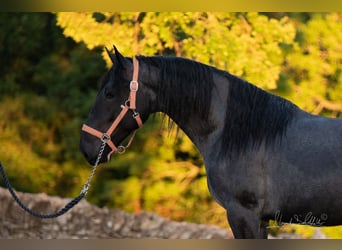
[82,58,143,160]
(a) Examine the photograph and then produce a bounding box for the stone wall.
[1,187,329,239]
[0,187,231,239]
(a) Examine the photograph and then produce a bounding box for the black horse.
[80,46,342,239]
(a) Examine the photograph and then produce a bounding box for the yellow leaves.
[58,12,106,49]
[57,12,138,67]
[223,13,296,90]
[282,13,342,116]
[56,12,296,90]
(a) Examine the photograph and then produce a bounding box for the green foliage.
[1,12,342,237]
[0,13,106,196]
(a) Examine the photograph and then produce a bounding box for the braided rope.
[0,141,105,219]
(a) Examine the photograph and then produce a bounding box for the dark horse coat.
[80,47,342,238]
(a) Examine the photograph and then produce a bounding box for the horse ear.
[113,45,131,69]
[105,47,116,63]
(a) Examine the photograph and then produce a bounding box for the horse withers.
[80,46,342,238]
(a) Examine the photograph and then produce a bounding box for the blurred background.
[0,12,342,238]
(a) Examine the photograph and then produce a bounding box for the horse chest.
[205,157,269,210]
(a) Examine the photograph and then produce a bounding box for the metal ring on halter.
[124,100,130,107]
[101,133,111,143]
[117,145,126,154]
[133,110,140,118]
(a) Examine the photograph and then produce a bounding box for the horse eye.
[104,88,115,99]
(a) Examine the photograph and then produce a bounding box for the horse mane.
[137,55,297,155]
[137,55,216,135]
[222,73,298,155]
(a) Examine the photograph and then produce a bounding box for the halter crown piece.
[82,57,143,160]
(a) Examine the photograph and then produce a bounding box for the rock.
[0,187,230,239]
[312,228,329,239]
[0,187,319,239]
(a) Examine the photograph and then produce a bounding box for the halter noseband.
[82,57,143,160]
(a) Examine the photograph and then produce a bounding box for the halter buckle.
[130,80,139,91]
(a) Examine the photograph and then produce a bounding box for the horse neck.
[158,96,224,159]
[143,57,298,161]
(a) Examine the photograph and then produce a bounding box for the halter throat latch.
[82,57,143,160]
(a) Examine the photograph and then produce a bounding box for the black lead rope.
[0,141,105,219]
[0,162,86,219]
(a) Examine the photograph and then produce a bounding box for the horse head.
[80,46,152,165]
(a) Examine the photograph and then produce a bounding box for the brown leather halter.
[82,58,143,160]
